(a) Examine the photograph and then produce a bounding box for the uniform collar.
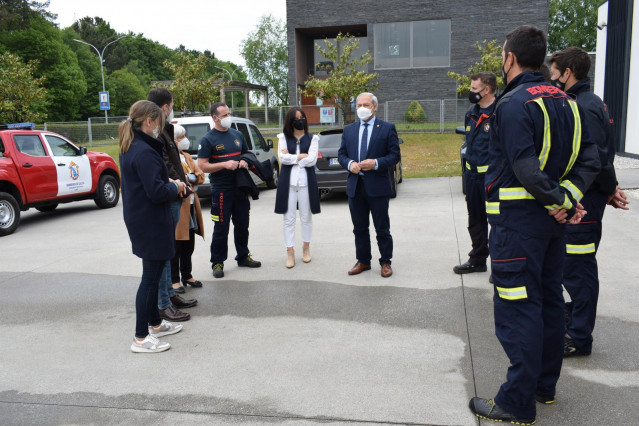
[566,77,591,98]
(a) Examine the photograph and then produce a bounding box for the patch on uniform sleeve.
[465,125,470,132]
[215,144,225,151]
[483,122,490,132]
[234,139,241,147]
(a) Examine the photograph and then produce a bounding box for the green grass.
[90,133,464,179]
[398,132,463,178]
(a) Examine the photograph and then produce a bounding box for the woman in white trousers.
[274,107,321,268]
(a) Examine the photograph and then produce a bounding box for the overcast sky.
[48,0,287,67]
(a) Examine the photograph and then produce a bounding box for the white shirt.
[277,133,319,187]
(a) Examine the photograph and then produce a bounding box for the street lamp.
[73,36,126,123]
[213,66,241,109]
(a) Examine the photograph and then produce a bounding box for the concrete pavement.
[0,173,638,425]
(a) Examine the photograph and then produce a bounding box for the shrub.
[404,101,427,123]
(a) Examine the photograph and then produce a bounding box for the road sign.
[99,91,110,111]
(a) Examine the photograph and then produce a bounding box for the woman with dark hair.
[274,107,320,268]
[119,100,187,353]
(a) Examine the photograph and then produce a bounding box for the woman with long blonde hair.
[119,100,187,353]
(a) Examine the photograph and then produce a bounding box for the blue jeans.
[158,200,182,310]
[136,259,165,338]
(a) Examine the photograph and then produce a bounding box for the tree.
[240,14,288,105]
[160,51,226,113]
[0,0,57,31]
[447,40,505,95]
[303,33,378,124]
[548,0,598,52]
[404,101,426,123]
[0,14,86,121]
[0,51,47,122]
[62,26,102,119]
[106,69,146,116]
[71,17,127,71]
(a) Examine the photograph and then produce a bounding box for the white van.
[171,115,279,197]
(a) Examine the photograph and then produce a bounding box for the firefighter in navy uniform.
[197,102,261,279]
[549,47,630,357]
[453,72,496,275]
[468,27,600,425]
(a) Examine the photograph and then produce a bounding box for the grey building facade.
[286,0,549,106]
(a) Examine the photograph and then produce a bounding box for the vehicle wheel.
[390,169,398,199]
[0,192,20,236]
[36,204,58,212]
[95,175,120,208]
[267,166,279,189]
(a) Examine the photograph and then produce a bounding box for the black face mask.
[501,53,511,86]
[468,90,483,104]
[293,118,306,130]
[551,78,566,91]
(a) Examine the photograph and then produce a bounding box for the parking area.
[1,173,638,425]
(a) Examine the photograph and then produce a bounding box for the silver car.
[171,115,279,198]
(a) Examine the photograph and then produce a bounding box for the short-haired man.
[469,26,600,424]
[337,92,400,277]
[453,72,497,275]
[549,47,629,358]
[148,88,197,322]
[197,102,261,278]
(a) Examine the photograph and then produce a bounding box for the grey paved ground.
[1,171,638,425]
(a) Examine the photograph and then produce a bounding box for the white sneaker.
[130,334,170,353]
[149,320,183,338]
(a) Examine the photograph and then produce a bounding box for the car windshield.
[318,134,342,148]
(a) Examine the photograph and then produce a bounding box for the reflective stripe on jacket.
[484,71,600,238]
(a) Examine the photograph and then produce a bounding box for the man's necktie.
[359,123,369,162]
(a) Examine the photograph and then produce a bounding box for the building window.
[374,20,450,69]
[313,37,368,76]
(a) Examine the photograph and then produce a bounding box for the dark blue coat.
[485,71,601,238]
[566,77,617,198]
[120,128,180,260]
[465,102,494,174]
[337,118,400,198]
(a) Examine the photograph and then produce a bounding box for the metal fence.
[42,99,470,145]
[44,116,128,147]
[382,99,468,133]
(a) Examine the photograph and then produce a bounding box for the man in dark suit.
[338,92,401,277]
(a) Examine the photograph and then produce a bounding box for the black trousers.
[465,172,489,264]
[171,228,195,283]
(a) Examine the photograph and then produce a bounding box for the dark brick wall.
[287,0,549,106]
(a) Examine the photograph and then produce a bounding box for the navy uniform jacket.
[198,127,249,191]
[566,77,617,198]
[120,128,180,260]
[465,101,494,174]
[337,118,401,198]
[485,71,601,238]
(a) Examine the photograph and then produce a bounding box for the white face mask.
[152,125,160,139]
[177,137,190,151]
[166,108,174,122]
[357,107,373,121]
[219,116,232,129]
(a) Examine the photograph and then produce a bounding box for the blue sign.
[99,91,110,111]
